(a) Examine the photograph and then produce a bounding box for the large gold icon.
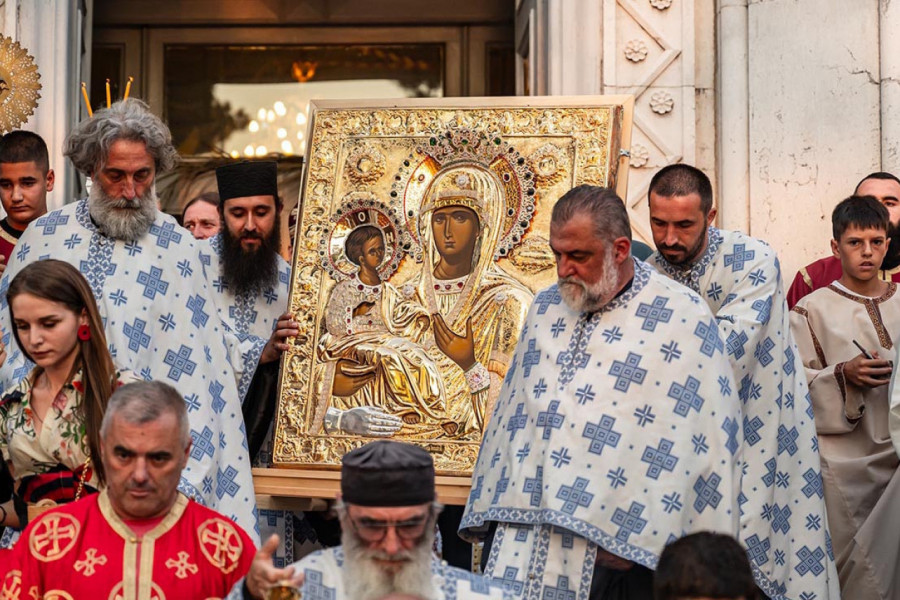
[274,97,634,476]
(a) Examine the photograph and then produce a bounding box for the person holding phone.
[790,195,900,600]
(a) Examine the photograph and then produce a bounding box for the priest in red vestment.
[1,381,255,598]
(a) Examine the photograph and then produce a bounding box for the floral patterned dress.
[0,367,139,547]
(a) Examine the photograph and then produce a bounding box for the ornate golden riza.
[274,97,634,475]
[0,36,41,133]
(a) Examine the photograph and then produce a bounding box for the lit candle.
[80,82,93,117]
[123,76,133,100]
[106,79,111,108]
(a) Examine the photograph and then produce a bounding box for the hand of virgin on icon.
[433,314,476,371]
[341,406,403,437]
[332,360,376,397]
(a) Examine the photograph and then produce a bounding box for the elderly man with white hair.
[231,440,512,600]
[0,99,259,536]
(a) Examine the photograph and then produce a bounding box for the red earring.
[77,325,91,341]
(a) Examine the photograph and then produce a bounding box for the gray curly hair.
[64,98,178,176]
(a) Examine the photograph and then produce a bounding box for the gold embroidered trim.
[98,491,187,600]
[0,224,18,247]
[799,266,813,289]
[826,284,896,350]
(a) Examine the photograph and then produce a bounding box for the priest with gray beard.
[0,98,259,538]
[231,441,513,600]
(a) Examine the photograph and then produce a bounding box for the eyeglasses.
[346,508,433,543]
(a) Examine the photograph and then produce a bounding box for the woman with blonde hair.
[0,259,139,547]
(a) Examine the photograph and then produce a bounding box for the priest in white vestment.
[232,441,512,600]
[646,164,839,599]
[0,99,258,538]
[461,186,743,599]
[793,196,900,600]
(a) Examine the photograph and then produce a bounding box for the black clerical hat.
[341,441,435,507]
[215,161,278,202]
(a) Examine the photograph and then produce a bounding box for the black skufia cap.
[341,441,435,507]
[215,161,278,201]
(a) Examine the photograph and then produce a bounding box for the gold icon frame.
[270,96,634,480]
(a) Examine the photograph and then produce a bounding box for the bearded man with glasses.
[231,440,511,600]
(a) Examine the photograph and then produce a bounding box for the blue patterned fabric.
[225,546,513,599]
[0,200,259,540]
[198,233,293,558]
[648,228,839,599]
[461,261,743,599]
[198,233,291,399]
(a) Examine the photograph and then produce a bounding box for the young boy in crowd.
[790,195,900,600]
[0,130,53,270]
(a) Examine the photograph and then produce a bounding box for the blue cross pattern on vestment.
[556,476,594,514]
[209,380,226,414]
[522,339,541,378]
[123,318,151,352]
[608,352,647,393]
[762,457,777,487]
[536,400,565,439]
[124,240,142,256]
[263,288,278,304]
[726,330,749,359]
[721,417,739,455]
[215,464,241,499]
[706,282,723,302]
[523,466,543,506]
[692,473,723,512]
[533,378,548,398]
[149,221,183,249]
[63,233,82,250]
[551,318,567,338]
[535,288,563,314]
[668,375,704,417]
[611,501,647,542]
[777,425,799,456]
[723,243,755,272]
[748,268,767,286]
[765,503,792,534]
[641,438,679,479]
[752,296,773,324]
[745,534,771,567]
[794,546,826,577]
[743,415,764,446]
[303,569,337,600]
[187,294,210,328]
[582,415,621,455]
[496,567,525,595]
[35,212,69,235]
[801,468,824,498]
[635,296,673,332]
[470,475,484,502]
[693,320,723,357]
[163,344,197,381]
[191,426,216,460]
[783,346,796,375]
[492,467,510,503]
[506,403,528,441]
[754,337,776,366]
[136,266,170,300]
[542,576,576,600]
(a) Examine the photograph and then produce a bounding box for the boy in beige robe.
[791,195,900,600]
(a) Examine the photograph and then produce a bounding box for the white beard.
[88,181,158,241]
[558,248,620,313]
[341,524,438,600]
